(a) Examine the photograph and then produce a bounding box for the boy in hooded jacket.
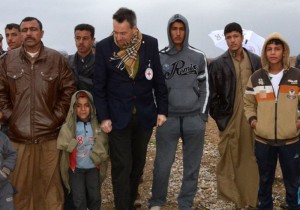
[57,90,109,210]
[244,32,300,209]
[149,14,209,210]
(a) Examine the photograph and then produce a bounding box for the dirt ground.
[101,117,286,210]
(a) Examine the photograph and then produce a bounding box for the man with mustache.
[5,23,23,51]
[0,16,76,210]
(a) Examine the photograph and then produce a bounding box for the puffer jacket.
[57,90,109,192]
[244,32,300,145]
[0,131,16,188]
[208,48,261,131]
[0,44,76,143]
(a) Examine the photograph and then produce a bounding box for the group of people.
[0,6,299,210]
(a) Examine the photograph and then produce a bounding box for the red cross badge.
[145,68,153,80]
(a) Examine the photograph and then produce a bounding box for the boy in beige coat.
[57,90,108,210]
[244,32,300,209]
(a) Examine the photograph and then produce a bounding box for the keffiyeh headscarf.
[111,30,143,78]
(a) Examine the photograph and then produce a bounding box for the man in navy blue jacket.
[93,7,168,210]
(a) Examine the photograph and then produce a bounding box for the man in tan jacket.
[244,32,300,210]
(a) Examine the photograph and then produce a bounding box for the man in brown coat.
[0,17,76,210]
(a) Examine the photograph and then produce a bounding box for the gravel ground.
[101,117,286,210]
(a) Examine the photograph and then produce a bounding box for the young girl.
[57,90,108,210]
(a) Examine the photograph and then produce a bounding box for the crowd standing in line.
[148,14,209,210]
[208,22,261,209]
[0,7,300,210]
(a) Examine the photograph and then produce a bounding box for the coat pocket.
[7,69,28,95]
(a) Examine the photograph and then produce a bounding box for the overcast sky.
[1,0,299,58]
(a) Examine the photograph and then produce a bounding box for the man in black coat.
[93,7,168,210]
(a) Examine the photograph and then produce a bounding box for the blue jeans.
[149,115,206,210]
[255,141,300,210]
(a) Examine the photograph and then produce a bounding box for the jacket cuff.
[66,138,78,153]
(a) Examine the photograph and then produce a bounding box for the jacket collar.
[20,42,46,63]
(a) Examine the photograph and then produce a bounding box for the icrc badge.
[145,68,153,80]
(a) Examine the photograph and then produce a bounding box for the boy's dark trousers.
[0,181,14,210]
[255,140,300,210]
[69,167,101,210]
[62,183,75,210]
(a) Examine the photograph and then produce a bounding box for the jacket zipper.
[31,63,35,142]
[270,71,285,144]
[274,98,278,144]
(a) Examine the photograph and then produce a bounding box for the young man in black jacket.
[209,22,261,209]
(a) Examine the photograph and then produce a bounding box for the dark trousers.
[69,167,101,210]
[108,115,153,210]
[62,183,75,210]
[255,141,300,210]
[0,182,14,210]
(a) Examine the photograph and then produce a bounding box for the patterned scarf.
[111,30,142,78]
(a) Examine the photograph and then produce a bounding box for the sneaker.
[150,206,161,210]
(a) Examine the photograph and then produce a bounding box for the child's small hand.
[250,120,257,129]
